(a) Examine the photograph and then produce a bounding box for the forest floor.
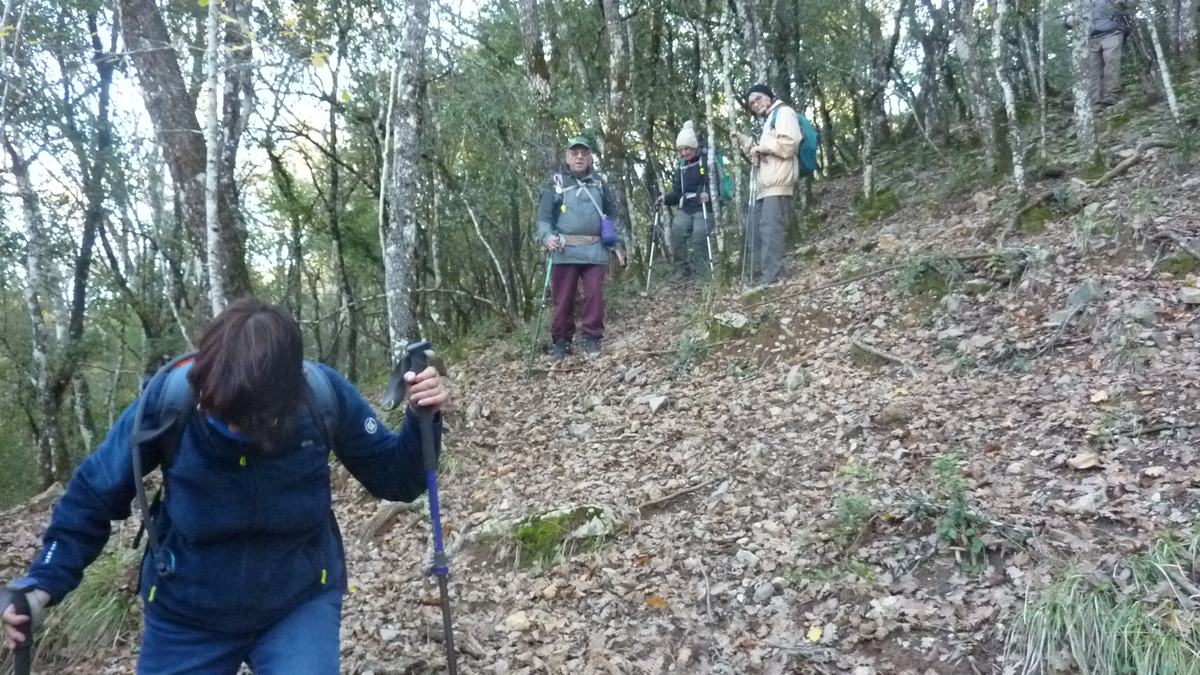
[4,80,1200,674]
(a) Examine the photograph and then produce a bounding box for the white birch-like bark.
[1146,7,1182,124]
[204,0,226,314]
[993,0,1026,195]
[1180,0,1197,59]
[720,3,745,214]
[378,67,397,268]
[1038,0,1047,159]
[461,198,513,312]
[1070,0,1097,162]
[956,0,998,172]
[735,0,769,81]
[6,142,64,487]
[698,25,723,256]
[384,0,431,361]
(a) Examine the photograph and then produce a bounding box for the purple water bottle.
[600,216,617,247]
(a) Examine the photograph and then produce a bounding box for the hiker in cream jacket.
[735,83,801,286]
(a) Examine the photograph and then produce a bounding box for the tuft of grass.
[1005,527,1200,675]
[34,546,141,663]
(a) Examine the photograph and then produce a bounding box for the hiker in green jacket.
[534,136,627,360]
[658,121,715,283]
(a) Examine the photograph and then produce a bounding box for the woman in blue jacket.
[1,297,448,673]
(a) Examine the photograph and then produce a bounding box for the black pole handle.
[1,589,32,675]
[379,340,439,471]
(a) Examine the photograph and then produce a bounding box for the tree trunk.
[217,0,254,301]
[5,139,65,488]
[328,14,358,380]
[1179,0,1197,61]
[1070,0,1098,163]
[383,0,431,361]
[518,0,557,172]
[1147,6,1183,125]
[601,0,632,244]
[993,0,1026,195]
[117,0,251,307]
[1038,0,1047,160]
[204,0,226,314]
[734,0,769,82]
[698,24,724,259]
[956,0,999,172]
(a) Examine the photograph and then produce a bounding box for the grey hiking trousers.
[670,209,713,279]
[748,196,791,285]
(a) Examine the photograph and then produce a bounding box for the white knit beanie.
[675,121,699,149]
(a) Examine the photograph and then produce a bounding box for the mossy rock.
[1020,205,1055,235]
[854,189,902,223]
[500,505,618,568]
[1156,252,1198,278]
[709,311,757,339]
[963,278,993,296]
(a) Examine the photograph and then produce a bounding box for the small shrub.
[932,453,986,573]
[897,254,964,297]
[833,493,874,546]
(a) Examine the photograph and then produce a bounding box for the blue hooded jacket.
[15,363,438,635]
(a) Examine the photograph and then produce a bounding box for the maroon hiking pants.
[550,263,607,343]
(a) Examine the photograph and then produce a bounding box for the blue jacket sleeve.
[23,401,150,603]
[321,365,440,502]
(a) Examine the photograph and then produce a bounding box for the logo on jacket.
[364,417,378,434]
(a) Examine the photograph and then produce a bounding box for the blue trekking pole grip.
[393,340,458,674]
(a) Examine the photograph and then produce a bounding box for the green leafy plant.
[932,453,986,573]
[672,335,710,375]
[833,493,875,546]
[897,254,964,297]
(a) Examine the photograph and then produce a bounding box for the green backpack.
[680,150,734,204]
[769,107,821,177]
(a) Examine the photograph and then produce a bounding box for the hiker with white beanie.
[658,121,716,282]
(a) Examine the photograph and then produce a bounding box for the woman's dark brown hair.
[189,297,305,452]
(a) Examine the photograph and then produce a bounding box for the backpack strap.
[130,353,196,578]
[302,361,338,450]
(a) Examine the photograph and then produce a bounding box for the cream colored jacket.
[737,100,802,199]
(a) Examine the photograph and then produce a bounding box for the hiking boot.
[670,269,689,283]
[581,338,602,356]
[549,339,571,361]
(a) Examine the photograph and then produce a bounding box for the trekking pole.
[0,587,33,675]
[643,209,658,296]
[382,341,457,675]
[525,255,553,373]
[743,165,756,287]
[701,199,714,274]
